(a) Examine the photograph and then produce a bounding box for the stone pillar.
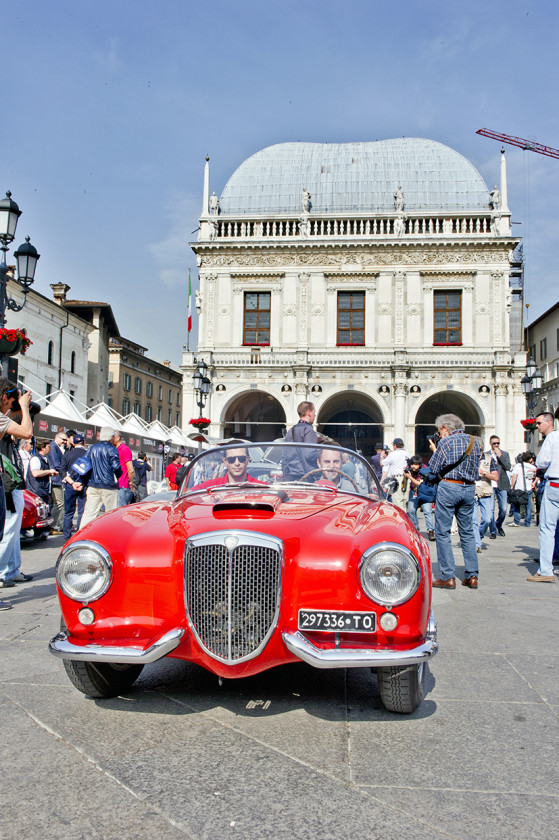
[393,382,408,442]
[494,383,508,437]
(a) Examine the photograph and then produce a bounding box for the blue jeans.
[490,488,508,534]
[63,485,86,541]
[434,481,478,580]
[118,487,134,507]
[407,497,434,531]
[0,489,24,581]
[472,495,493,547]
[511,499,532,526]
[538,483,559,576]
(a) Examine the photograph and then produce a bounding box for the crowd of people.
[0,380,191,610]
[374,410,559,588]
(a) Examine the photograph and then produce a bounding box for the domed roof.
[218,139,490,215]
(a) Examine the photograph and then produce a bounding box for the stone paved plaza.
[0,525,557,840]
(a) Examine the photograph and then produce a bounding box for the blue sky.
[4,0,559,361]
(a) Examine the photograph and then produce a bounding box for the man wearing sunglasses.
[196,447,262,489]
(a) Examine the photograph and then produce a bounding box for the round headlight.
[359,543,420,606]
[56,541,112,602]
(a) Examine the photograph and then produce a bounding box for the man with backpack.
[60,433,88,542]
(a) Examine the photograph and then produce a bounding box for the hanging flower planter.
[0,328,32,356]
[190,417,211,431]
[520,418,537,431]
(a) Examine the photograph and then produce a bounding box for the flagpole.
[187,269,192,351]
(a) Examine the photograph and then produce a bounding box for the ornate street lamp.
[0,191,40,328]
[193,359,211,418]
[521,358,542,418]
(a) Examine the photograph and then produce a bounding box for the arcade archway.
[223,390,286,442]
[414,391,483,457]
[317,391,384,456]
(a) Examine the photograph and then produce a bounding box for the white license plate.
[298,610,376,633]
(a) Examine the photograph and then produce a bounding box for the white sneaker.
[508,522,520,527]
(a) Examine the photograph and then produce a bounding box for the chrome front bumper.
[282,611,438,669]
[49,628,184,664]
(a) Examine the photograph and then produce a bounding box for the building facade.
[183,139,526,455]
[525,300,559,416]
[4,278,93,404]
[109,336,183,427]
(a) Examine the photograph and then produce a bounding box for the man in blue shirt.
[428,414,482,590]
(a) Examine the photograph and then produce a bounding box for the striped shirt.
[428,431,482,483]
[536,430,559,480]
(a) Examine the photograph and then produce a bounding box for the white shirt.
[382,448,411,478]
[19,448,32,479]
[511,462,536,490]
[536,430,559,479]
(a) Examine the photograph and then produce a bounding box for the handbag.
[0,437,25,493]
[508,488,530,505]
[508,463,531,506]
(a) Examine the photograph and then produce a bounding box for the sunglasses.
[226,455,247,464]
[6,388,19,397]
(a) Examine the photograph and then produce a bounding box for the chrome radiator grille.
[184,531,282,663]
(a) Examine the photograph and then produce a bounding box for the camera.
[426,432,441,447]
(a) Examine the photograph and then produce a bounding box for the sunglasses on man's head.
[225,455,247,464]
[6,388,19,397]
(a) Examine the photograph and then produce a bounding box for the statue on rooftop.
[394,185,404,212]
[302,189,311,213]
[489,186,501,211]
[209,192,220,215]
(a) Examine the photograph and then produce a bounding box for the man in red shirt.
[165,453,182,491]
[114,432,136,506]
[195,447,262,489]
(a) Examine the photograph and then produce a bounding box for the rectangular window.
[176,413,180,426]
[145,404,152,422]
[540,337,547,361]
[168,409,172,426]
[337,292,365,345]
[243,291,271,346]
[122,397,130,414]
[176,391,181,406]
[134,376,142,394]
[146,381,153,398]
[158,385,163,400]
[123,373,131,391]
[107,397,113,408]
[168,389,172,404]
[529,344,536,362]
[134,401,141,415]
[433,291,462,345]
[157,407,162,421]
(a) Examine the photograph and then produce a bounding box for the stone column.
[494,383,508,437]
[393,381,408,442]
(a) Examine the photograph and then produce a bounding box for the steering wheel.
[299,468,359,492]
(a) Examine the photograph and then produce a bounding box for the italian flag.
[187,271,192,333]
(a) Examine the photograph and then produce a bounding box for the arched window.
[70,351,76,373]
[47,341,54,366]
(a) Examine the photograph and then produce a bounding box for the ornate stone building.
[183,139,526,455]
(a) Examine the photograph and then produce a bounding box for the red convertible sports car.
[21,489,53,539]
[49,442,438,713]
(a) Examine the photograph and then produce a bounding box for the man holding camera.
[428,413,482,589]
[381,438,410,510]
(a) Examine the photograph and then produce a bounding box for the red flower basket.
[190,417,211,429]
[520,418,537,430]
[0,328,32,356]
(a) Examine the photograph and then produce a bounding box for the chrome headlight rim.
[359,541,421,607]
[55,540,113,603]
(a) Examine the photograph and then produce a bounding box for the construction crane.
[476,128,559,160]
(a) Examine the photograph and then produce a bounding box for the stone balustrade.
[208,212,499,241]
[208,348,498,368]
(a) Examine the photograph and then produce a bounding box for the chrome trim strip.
[282,624,438,669]
[48,628,185,664]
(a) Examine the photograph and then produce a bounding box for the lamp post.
[0,191,40,376]
[193,359,211,418]
[0,191,40,328]
[521,358,542,418]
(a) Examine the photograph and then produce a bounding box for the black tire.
[62,659,144,698]
[376,662,425,714]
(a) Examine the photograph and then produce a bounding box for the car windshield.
[181,442,382,498]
